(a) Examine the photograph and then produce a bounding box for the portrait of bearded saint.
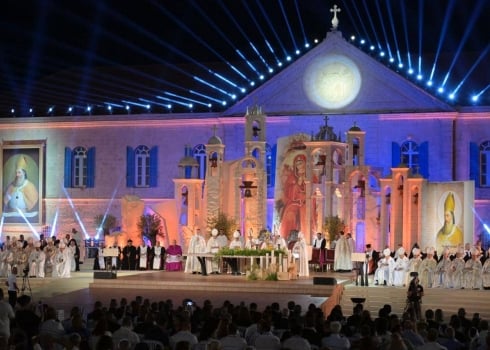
[436,192,463,254]
[3,155,39,216]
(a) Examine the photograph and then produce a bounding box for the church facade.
[0,29,488,254]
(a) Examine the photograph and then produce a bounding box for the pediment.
[224,30,452,116]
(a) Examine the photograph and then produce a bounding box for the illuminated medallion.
[304,54,361,109]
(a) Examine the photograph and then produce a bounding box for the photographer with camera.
[6,266,19,308]
[406,272,424,321]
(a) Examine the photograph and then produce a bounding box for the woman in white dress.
[481,248,490,290]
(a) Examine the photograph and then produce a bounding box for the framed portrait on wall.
[0,140,45,225]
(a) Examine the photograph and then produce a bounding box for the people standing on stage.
[165,239,183,271]
[481,248,490,290]
[333,231,352,272]
[463,247,482,290]
[206,228,221,274]
[244,228,256,249]
[447,247,465,289]
[185,229,207,274]
[346,233,356,253]
[151,240,165,270]
[53,242,71,278]
[374,248,394,285]
[227,231,244,275]
[94,242,106,270]
[122,239,137,270]
[68,239,80,272]
[44,240,56,276]
[217,229,229,250]
[408,247,423,280]
[330,233,340,250]
[28,242,46,278]
[418,247,437,288]
[364,244,379,276]
[292,232,309,277]
[434,248,451,288]
[392,247,408,287]
[110,242,121,270]
[137,240,149,270]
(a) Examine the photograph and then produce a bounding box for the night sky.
[0,0,488,114]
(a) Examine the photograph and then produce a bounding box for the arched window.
[73,146,87,187]
[64,146,96,188]
[135,145,150,187]
[193,144,207,179]
[401,140,419,172]
[126,145,158,188]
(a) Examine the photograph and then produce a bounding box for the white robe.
[292,238,309,277]
[375,256,395,285]
[28,250,46,278]
[139,246,148,269]
[434,256,452,288]
[392,256,408,286]
[206,236,220,273]
[152,246,164,270]
[184,234,207,273]
[53,249,71,278]
[97,247,106,270]
[334,236,352,271]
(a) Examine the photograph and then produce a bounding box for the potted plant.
[94,214,117,236]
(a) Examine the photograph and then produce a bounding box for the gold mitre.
[16,155,28,170]
[444,192,455,212]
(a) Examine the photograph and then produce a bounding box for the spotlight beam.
[293,0,307,45]
[374,0,393,59]
[254,0,288,57]
[428,0,456,82]
[439,0,486,88]
[278,0,298,51]
[450,44,489,95]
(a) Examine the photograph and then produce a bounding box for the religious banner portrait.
[1,140,45,225]
[273,133,310,239]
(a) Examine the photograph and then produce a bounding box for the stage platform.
[89,270,347,297]
[11,263,490,321]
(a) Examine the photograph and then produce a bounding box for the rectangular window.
[135,154,149,187]
[74,155,87,187]
[482,151,489,187]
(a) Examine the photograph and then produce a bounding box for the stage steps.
[89,271,339,297]
[340,285,490,320]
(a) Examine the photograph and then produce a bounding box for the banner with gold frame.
[0,140,45,225]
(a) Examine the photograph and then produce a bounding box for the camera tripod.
[21,272,32,297]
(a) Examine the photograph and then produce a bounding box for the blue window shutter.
[149,146,158,187]
[391,142,401,167]
[469,142,480,187]
[126,147,135,187]
[86,147,96,188]
[419,141,429,178]
[64,147,73,188]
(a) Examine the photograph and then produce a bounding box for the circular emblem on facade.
[304,54,361,109]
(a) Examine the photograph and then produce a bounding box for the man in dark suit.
[312,232,326,249]
[365,244,379,275]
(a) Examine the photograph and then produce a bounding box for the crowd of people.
[1,285,490,350]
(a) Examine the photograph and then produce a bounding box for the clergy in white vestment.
[53,243,71,278]
[28,242,46,278]
[272,233,288,251]
[206,228,221,274]
[434,248,452,288]
[152,241,165,270]
[392,247,408,286]
[463,247,482,290]
[419,247,437,288]
[481,248,490,290]
[184,229,207,274]
[374,248,395,285]
[138,241,149,270]
[447,247,465,289]
[292,232,309,277]
[407,248,423,285]
[333,232,352,272]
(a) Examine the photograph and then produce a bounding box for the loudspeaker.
[93,271,117,279]
[313,277,337,285]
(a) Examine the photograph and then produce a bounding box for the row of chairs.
[309,248,335,272]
